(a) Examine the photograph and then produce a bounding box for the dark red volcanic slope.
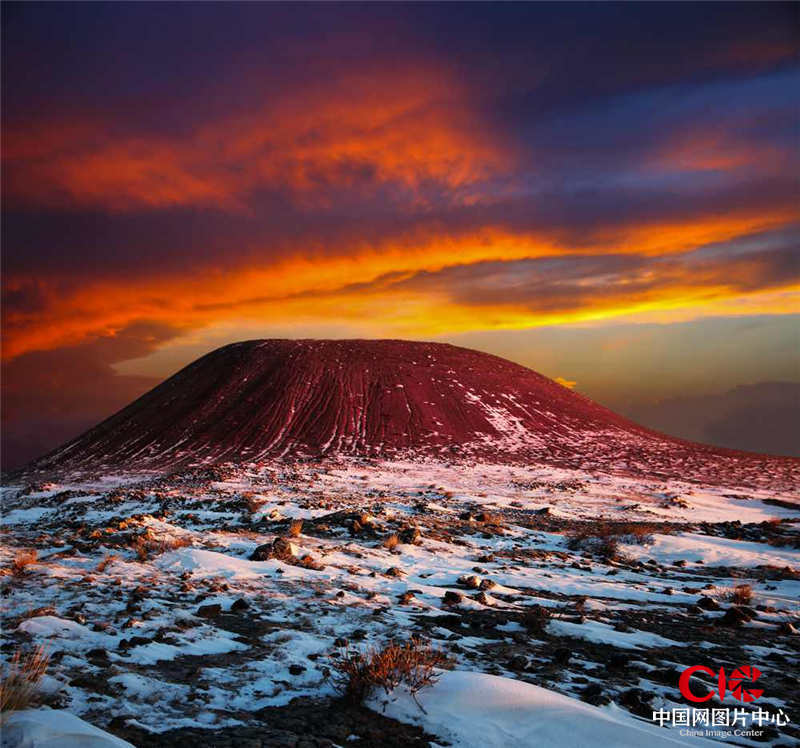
[31,340,798,488]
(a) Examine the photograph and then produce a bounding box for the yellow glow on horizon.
[3,209,798,361]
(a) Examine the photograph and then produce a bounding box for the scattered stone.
[606,653,628,672]
[777,621,798,635]
[399,526,421,544]
[580,683,609,706]
[457,574,481,589]
[197,603,222,618]
[552,647,571,665]
[618,688,654,718]
[250,537,298,562]
[249,544,273,561]
[718,606,752,626]
[697,596,721,611]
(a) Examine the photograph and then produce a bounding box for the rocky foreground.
[2,458,799,746]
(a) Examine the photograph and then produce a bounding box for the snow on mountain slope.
[28,340,799,491]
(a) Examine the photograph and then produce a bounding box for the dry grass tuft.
[132,533,191,561]
[566,521,668,559]
[10,551,38,577]
[288,519,303,538]
[332,638,450,708]
[729,584,753,605]
[383,533,399,551]
[96,554,119,572]
[243,493,263,513]
[0,646,50,713]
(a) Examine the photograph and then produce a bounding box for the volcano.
[31,339,798,488]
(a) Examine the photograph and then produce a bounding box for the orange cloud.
[3,59,798,365]
[3,216,798,363]
[2,65,510,212]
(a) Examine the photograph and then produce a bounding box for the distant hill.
[27,339,799,490]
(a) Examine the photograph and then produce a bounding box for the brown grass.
[383,533,399,551]
[566,521,668,559]
[243,493,263,513]
[332,638,450,708]
[288,519,303,538]
[96,554,119,572]
[10,551,38,577]
[0,646,50,713]
[729,584,753,605]
[475,511,503,525]
[132,533,191,561]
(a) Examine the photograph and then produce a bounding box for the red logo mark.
[679,665,763,703]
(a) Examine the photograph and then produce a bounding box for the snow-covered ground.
[370,669,719,747]
[1,458,798,746]
[2,708,135,747]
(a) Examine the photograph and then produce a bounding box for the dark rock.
[249,543,273,561]
[69,674,98,689]
[606,653,628,671]
[552,647,571,665]
[619,688,654,718]
[718,606,752,626]
[197,603,222,618]
[581,683,608,705]
[272,537,296,560]
[399,526,421,544]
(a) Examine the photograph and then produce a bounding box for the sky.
[2,2,799,469]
